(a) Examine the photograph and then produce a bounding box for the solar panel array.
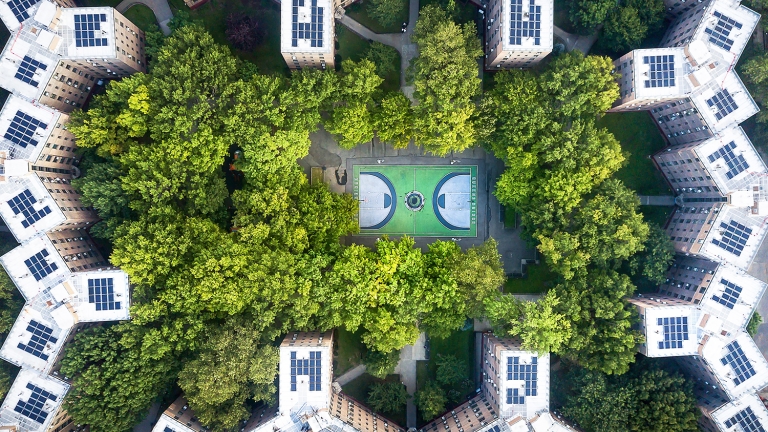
[713,278,743,309]
[23,249,59,282]
[643,55,675,88]
[289,351,322,391]
[4,110,48,149]
[720,340,756,386]
[17,320,57,361]
[15,56,47,88]
[706,89,739,121]
[164,427,175,432]
[506,388,525,405]
[74,14,109,48]
[713,220,753,257]
[704,11,742,52]
[657,316,689,349]
[88,278,121,311]
[291,0,324,48]
[7,0,36,23]
[509,0,541,45]
[7,189,52,229]
[507,356,537,397]
[13,383,57,424]
[707,141,750,179]
[724,407,766,432]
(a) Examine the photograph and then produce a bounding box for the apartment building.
[280,0,335,70]
[484,0,553,69]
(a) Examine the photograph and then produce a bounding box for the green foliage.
[0,267,23,339]
[368,382,408,414]
[507,291,573,353]
[414,381,447,420]
[600,6,647,52]
[747,312,763,337]
[411,5,485,155]
[363,350,401,379]
[325,60,383,148]
[568,0,614,34]
[629,224,674,285]
[366,0,407,28]
[562,361,700,432]
[374,92,414,148]
[365,42,400,77]
[143,24,166,65]
[435,354,468,387]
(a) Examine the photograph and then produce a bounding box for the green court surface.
[353,165,478,237]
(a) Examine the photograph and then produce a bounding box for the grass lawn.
[597,112,671,196]
[342,373,408,426]
[502,205,516,229]
[503,263,556,294]
[419,0,478,25]
[336,26,401,92]
[123,5,158,32]
[426,329,474,382]
[345,0,409,34]
[640,205,672,228]
[334,328,366,376]
[167,0,289,76]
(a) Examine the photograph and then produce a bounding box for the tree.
[747,312,763,337]
[414,381,447,420]
[373,92,413,148]
[411,5,484,155]
[226,14,265,51]
[177,317,278,430]
[71,159,132,240]
[600,6,648,53]
[569,0,615,34]
[364,350,401,379]
[365,42,400,77]
[368,382,408,414]
[629,224,674,285]
[366,0,406,28]
[451,239,506,317]
[507,291,573,353]
[325,60,382,148]
[435,355,468,387]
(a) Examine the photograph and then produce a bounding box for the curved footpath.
[116,0,174,35]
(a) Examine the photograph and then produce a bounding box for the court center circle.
[405,191,425,212]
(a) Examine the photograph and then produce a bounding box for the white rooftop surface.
[501,0,553,53]
[691,1,760,64]
[0,0,43,31]
[497,351,549,421]
[529,413,574,432]
[642,304,700,357]
[435,173,473,230]
[0,96,59,162]
[68,269,130,322]
[709,392,768,432]
[0,24,60,102]
[631,48,692,101]
[701,331,768,400]
[0,236,70,300]
[0,157,30,177]
[699,265,767,334]
[0,173,65,243]
[280,0,333,55]
[278,343,331,414]
[358,173,395,230]
[505,418,530,432]
[0,368,69,432]
[152,413,198,432]
[695,126,768,195]
[699,204,767,269]
[56,7,118,59]
[0,298,71,373]
[690,71,758,134]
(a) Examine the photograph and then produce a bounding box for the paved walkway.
[335,364,367,386]
[116,0,173,35]
[637,195,676,206]
[394,333,426,428]
[553,25,599,54]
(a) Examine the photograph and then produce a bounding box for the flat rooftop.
[501,0,553,53]
[280,0,333,55]
[0,20,61,102]
[699,204,767,270]
[695,126,768,195]
[710,392,768,432]
[66,270,130,322]
[691,1,760,65]
[0,236,70,300]
[701,331,768,400]
[640,304,700,357]
[0,368,69,432]
[0,173,65,244]
[698,264,767,335]
[56,8,118,60]
[0,0,45,31]
[631,48,693,101]
[689,71,758,134]
[0,96,59,162]
[497,350,550,420]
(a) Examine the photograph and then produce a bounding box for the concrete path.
[116,0,173,35]
[394,333,426,428]
[553,25,599,54]
[335,364,368,386]
[637,195,676,206]
[132,401,162,432]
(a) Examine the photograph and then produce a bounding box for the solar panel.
[7,189,52,229]
[74,14,109,48]
[713,278,742,309]
[704,11,742,52]
[706,141,750,179]
[164,427,175,432]
[14,56,47,88]
[290,351,322,392]
[3,111,48,149]
[724,406,766,432]
[88,278,121,311]
[657,316,688,349]
[706,89,739,121]
[507,356,537,397]
[509,0,542,46]
[23,249,58,282]
[13,383,57,424]
[7,0,36,23]
[17,320,57,361]
[643,55,675,88]
[291,0,324,48]
[712,220,753,257]
[506,388,524,405]
[720,340,755,386]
